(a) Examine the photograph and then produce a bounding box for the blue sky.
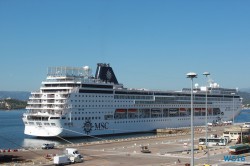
[0,0,250,91]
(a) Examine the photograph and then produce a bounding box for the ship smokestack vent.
[95,63,118,84]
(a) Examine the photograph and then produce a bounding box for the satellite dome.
[83,66,90,71]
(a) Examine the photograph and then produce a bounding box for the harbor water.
[0,109,249,149]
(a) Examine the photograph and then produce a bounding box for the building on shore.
[223,125,250,141]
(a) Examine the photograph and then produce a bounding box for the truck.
[53,148,83,165]
[65,148,83,163]
[53,155,71,165]
[42,143,55,149]
[65,148,82,158]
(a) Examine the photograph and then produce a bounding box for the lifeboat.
[115,109,127,113]
[128,109,137,113]
[179,108,186,112]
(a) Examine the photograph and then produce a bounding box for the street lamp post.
[203,72,210,164]
[240,125,243,144]
[186,72,197,166]
[231,93,235,125]
[203,72,210,145]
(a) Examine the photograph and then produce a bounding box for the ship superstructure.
[22,63,242,137]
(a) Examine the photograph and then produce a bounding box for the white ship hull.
[23,63,242,137]
[23,105,242,137]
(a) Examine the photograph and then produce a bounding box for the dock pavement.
[1,125,250,166]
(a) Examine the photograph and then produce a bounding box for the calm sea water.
[0,109,249,149]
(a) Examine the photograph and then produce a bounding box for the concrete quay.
[1,125,250,166]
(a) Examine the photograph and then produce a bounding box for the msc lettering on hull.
[95,122,109,130]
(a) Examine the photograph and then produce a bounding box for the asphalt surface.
[1,125,250,166]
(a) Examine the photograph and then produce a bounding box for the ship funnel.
[95,63,118,84]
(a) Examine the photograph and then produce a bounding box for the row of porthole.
[24,121,56,126]
[74,95,113,98]
[71,100,117,103]
[114,119,172,123]
[67,117,101,121]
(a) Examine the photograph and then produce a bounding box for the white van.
[243,122,250,128]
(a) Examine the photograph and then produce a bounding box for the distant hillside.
[0,98,27,110]
[238,91,250,105]
[0,91,30,101]
[240,88,250,93]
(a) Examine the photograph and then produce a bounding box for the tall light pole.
[203,72,210,164]
[240,125,243,144]
[203,72,210,145]
[231,93,235,125]
[187,72,197,166]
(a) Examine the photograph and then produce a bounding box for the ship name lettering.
[95,122,109,130]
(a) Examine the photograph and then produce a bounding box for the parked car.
[141,146,151,153]
[42,143,55,149]
[69,155,83,163]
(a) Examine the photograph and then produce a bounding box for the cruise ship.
[22,63,242,137]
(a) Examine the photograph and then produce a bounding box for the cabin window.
[50,117,60,119]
